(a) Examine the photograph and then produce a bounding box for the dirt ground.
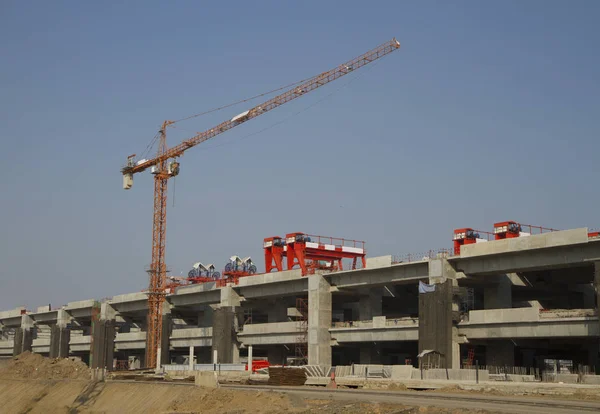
[432,384,600,401]
[0,351,90,380]
[0,379,505,414]
[0,354,569,413]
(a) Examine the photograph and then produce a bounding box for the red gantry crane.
[122,38,401,369]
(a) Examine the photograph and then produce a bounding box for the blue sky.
[1,1,599,309]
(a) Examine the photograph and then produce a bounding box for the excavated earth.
[0,353,502,413]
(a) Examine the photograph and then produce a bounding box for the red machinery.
[246,359,270,372]
[264,236,285,273]
[589,231,600,240]
[493,221,522,240]
[284,232,366,276]
[494,221,557,239]
[453,228,491,255]
[218,256,257,286]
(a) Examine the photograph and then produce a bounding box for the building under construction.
[1,223,600,376]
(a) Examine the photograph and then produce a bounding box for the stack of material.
[268,367,307,386]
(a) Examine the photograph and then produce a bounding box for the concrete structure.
[1,228,599,375]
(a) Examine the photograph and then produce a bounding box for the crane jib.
[122,38,400,177]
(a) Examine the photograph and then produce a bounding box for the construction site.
[2,4,600,411]
[2,220,600,379]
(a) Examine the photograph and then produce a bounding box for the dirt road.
[223,383,600,414]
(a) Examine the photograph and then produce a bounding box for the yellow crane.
[122,38,401,368]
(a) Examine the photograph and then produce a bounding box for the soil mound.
[0,351,90,380]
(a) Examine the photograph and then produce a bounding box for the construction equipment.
[187,262,221,283]
[452,228,492,255]
[493,221,522,239]
[264,236,285,273]
[494,221,556,239]
[285,232,366,276]
[121,38,401,368]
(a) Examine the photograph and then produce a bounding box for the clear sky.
[1,1,599,310]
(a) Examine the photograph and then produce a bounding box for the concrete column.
[419,275,453,368]
[417,258,462,369]
[232,343,240,364]
[199,306,214,327]
[588,341,599,374]
[358,288,383,321]
[50,310,71,358]
[248,345,253,373]
[484,275,512,309]
[91,303,116,369]
[13,314,34,356]
[360,344,381,364]
[594,262,600,311]
[267,346,286,365]
[160,301,172,366]
[211,307,236,363]
[308,275,332,367]
[267,300,288,323]
[189,346,194,371]
[486,341,515,367]
[580,284,596,309]
[221,287,241,307]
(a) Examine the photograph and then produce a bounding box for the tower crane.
[121,38,401,368]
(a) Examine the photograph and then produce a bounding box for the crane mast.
[122,38,400,369]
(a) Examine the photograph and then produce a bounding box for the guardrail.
[163,363,246,372]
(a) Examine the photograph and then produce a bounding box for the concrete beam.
[167,289,221,308]
[237,278,307,299]
[0,308,26,328]
[30,310,59,325]
[330,318,418,343]
[459,228,590,258]
[109,293,148,315]
[114,331,146,351]
[238,321,299,346]
[459,315,599,339]
[327,262,428,289]
[69,334,92,353]
[170,327,213,348]
[451,239,600,276]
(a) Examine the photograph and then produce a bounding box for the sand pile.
[0,351,90,380]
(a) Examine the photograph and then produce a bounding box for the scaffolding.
[295,298,308,365]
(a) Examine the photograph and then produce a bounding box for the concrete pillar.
[211,307,236,363]
[308,275,332,367]
[221,287,241,307]
[588,341,599,374]
[232,343,240,364]
[189,346,194,371]
[199,306,214,327]
[91,303,116,369]
[419,273,453,368]
[594,262,600,311]
[486,341,515,367]
[267,300,288,323]
[580,284,596,309]
[13,314,34,356]
[360,345,381,364]
[484,275,512,309]
[50,310,71,358]
[248,345,253,373]
[267,346,286,365]
[160,301,172,366]
[417,258,463,369]
[358,288,383,321]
